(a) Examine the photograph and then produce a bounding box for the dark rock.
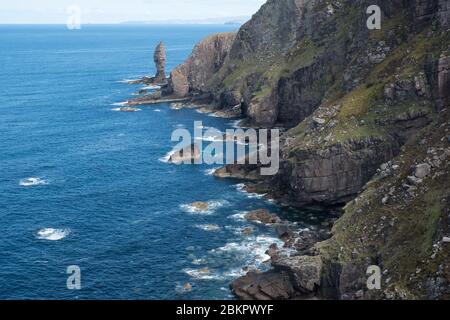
[273,255,323,293]
[275,224,294,240]
[230,270,296,300]
[153,42,166,84]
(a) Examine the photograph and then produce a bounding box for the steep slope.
[159,0,449,299]
[166,32,236,97]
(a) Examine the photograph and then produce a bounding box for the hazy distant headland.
[120,16,249,26]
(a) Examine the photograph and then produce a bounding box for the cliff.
[166,32,237,98]
[153,0,449,299]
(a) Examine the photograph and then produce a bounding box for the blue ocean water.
[0,25,319,300]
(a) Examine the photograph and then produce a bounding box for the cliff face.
[166,32,236,98]
[166,0,449,299]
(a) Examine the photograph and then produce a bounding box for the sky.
[0,0,267,24]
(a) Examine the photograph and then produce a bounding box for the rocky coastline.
[126,0,449,300]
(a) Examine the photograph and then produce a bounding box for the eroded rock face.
[230,270,296,300]
[276,138,401,206]
[273,255,323,293]
[277,56,341,127]
[153,42,166,84]
[167,32,236,97]
[437,56,450,109]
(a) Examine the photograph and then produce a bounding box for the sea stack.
[153,41,166,84]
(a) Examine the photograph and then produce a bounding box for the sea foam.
[36,228,71,241]
[19,177,48,187]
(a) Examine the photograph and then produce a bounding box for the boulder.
[245,209,281,225]
[414,163,431,178]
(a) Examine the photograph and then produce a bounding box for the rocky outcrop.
[231,270,296,300]
[153,42,167,84]
[245,209,281,225]
[275,138,401,206]
[146,0,449,300]
[273,255,323,293]
[167,32,236,97]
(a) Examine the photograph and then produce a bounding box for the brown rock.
[190,202,209,212]
[153,42,166,84]
[245,209,281,225]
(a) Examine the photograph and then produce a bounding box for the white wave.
[194,135,222,142]
[184,267,247,281]
[153,109,162,112]
[191,258,208,265]
[184,268,218,280]
[234,183,266,199]
[36,228,70,241]
[228,119,243,129]
[204,168,219,176]
[19,177,48,187]
[180,200,230,215]
[195,109,209,114]
[229,212,247,222]
[111,101,128,106]
[210,235,283,270]
[117,79,141,84]
[158,149,176,163]
[195,224,221,232]
[142,84,161,90]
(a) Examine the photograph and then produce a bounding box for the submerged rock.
[183,282,192,292]
[245,209,281,225]
[190,202,209,212]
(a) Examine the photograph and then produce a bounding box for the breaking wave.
[19,177,48,187]
[36,228,71,241]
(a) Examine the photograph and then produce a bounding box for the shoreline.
[121,77,336,300]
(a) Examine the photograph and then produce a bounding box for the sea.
[0,24,323,299]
